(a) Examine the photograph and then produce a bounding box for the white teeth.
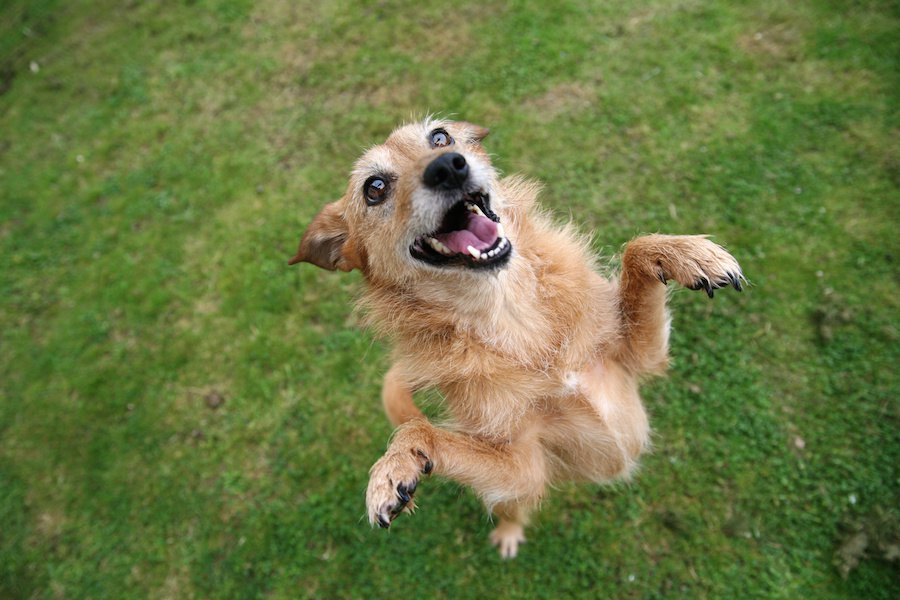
[466,202,486,217]
[466,245,482,259]
[496,223,505,238]
[427,237,452,255]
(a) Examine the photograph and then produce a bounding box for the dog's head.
[289,119,512,281]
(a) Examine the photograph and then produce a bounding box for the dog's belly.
[540,360,650,482]
[437,357,649,483]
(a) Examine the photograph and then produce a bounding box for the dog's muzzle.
[409,155,512,269]
[423,152,470,190]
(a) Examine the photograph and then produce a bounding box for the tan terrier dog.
[289,118,744,558]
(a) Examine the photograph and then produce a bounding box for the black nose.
[423,152,469,189]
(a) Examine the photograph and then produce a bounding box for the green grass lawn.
[1,0,897,598]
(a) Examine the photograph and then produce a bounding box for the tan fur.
[290,119,744,558]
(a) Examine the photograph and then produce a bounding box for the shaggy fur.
[289,118,744,558]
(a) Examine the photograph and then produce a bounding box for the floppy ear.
[458,121,490,143]
[288,201,361,271]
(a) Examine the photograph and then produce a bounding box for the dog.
[289,118,743,558]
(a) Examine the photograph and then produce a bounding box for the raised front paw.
[652,235,745,298]
[366,448,433,529]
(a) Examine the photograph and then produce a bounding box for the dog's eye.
[429,128,453,148]
[364,176,388,206]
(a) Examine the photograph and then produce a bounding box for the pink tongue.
[434,213,499,253]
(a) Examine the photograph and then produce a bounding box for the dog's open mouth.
[410,191,512,269]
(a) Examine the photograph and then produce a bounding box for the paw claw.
[397,480,417,505]
[648,236,743,298]
[689,277,714,298]
[416,450,434,474]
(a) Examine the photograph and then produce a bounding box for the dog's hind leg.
[489,500,532,559]
[617,234,743,373]
[382,363,424,426]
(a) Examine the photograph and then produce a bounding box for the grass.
[1,0,897,598]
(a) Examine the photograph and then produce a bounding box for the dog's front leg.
[617,234,744,373]
[381,363,424,426]
[366,419,547,558]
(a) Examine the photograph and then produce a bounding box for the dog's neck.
[408,260,548,341]
[361,258,546,344]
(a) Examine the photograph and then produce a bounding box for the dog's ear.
[459,121,490,143]
[288,201,361,271]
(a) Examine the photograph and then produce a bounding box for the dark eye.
[429,128,453,148]
[364,176,388,206]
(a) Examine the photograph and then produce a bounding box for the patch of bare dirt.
[522,81,599,121]
[737,24,801,62]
